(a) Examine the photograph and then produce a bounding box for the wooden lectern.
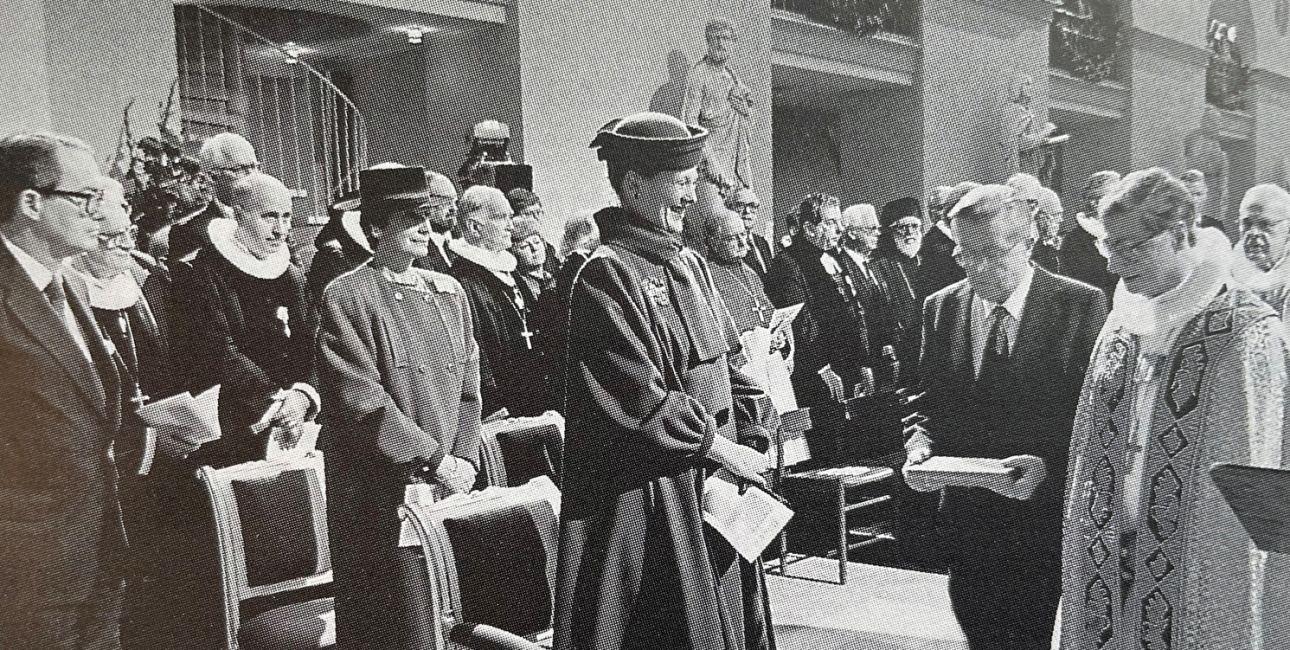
[1210,463,1290,554]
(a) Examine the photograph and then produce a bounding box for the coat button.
[446,362,455,372]
[394,291,404,301]
[418,364,427,374]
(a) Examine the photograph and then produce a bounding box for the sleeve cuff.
[290,382,322,419]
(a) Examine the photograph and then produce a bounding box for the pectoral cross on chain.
[520,327,534,350]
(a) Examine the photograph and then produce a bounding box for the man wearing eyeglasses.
[0,132,129,649]
[725,186,773,280]
[449,185,547,418]
[1232,184,1290,324]
[904,184,1106,650]
[1060,169,1290,649]
[873,197,929,382]
[170,133,260,264]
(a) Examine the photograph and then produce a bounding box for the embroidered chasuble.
[1061,284,1290,649]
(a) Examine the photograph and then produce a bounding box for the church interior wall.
[4,0,177,166]
[1251,78,1290,188]
[920,0,1052,186]
[773,104,844,236]
[515,0,773,246]
[833,86,925,209]
[1054,116,1131,225]
[1124,42,1207,174]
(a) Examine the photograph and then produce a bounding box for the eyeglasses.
[1105,230,1169,259]
[730,202,760,213]
[847,226,882,235]
[216,162,260,176]
[891,223,922,235]
[98,225,138,249]
[35,187,104,216]
[671,177,699,191]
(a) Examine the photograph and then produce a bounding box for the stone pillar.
[1122,29,1211,172]
[920,0,1054,188]
[1,0,178,167]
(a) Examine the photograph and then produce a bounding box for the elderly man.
[1061,168,1290,649]
[1181,168,1227,235]
[409,170,460,274]
[175,172,319,466]
[837,203,899,366]
[1233,184,1290,321]
[0,133,127,649]
[1060,170,1121,298]
[873,197,927,381]
[1030,186,1065,274]
[727,185,774,279]
[767,193,869,406]
[170,133,259,264]
[450,184,546,418]
[555,111,777,650]
[708,207,775,334]
[921,185,965,295]
[906,184,1107,650]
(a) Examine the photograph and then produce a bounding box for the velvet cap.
[590,112,709,174]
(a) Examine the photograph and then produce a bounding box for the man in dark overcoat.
[554,112,779,650]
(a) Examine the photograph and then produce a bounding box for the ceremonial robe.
[1061,237,1290,650]
[554,212,778,650]
[451,242,548,418]
[318,264,482,650]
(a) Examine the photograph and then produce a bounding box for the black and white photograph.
[2,0,1290,648]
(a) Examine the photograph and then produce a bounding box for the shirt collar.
[976,264,1035,322]
[428,230,451,248]
[4,237,55,292]
[936,220,953,239]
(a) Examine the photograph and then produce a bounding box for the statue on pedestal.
[683,18,755,191]
[1001,74,1059,179]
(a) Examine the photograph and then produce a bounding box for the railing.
[174,4,368,220]
[772,0,917,38]
[1049,8,1120,83]
[1206,55,1249,112]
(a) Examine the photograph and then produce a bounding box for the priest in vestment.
[1231,183,1290,323]
[450,184,547,418]
[554,112,779,650]
[1061,168,1290,649]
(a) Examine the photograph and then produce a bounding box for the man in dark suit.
[1060,170,1120,299]
[766,193,867,407]
[414,170,460,275]
[1181,168,1228,237]
[920,185,965,296]
[0,133,126,648]
[836,203,898,364]
[727,186,774,280]
[905,184,1107,650]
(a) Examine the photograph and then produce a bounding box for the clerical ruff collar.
[209,218,292,280]
[449,238,517,274]
[80,269,144,311]
[1106,228,1231,343]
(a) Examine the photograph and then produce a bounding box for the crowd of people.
[2,104,1290,650]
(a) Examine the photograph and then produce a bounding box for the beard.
[896,237,921,258]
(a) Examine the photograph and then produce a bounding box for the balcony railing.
[1206,55,1249,112]
[773,0,917,38]
[1049,8,1120,83]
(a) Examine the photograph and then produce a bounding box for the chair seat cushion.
[239,597,336,650]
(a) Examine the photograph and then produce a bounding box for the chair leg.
[837,484,847,585]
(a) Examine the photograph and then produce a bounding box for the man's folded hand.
[995,455,1047,500]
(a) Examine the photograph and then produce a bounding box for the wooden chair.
[198,451,335,650]
[399,477,560,650]
[478,412,564,488]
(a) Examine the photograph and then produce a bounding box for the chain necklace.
[717,262,772,326]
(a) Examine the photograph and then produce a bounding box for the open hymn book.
[702,475,794,562]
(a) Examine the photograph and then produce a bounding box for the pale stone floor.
[768,557,969,650]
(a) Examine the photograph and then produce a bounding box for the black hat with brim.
[360,166,437,211]
[590,112,709,174]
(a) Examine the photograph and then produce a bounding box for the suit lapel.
[947,284,974,381]
[1011,268,1060,383]
[0,248,110,424]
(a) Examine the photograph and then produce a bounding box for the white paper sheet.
[702,475,794,562]
[903,455,1014,492]
[136,384,222,445]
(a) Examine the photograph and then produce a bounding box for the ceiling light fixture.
[283,42,303,65]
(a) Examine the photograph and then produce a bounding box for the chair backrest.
[478,412,565,488]
[399,476,561,650]
[198,451,332,649]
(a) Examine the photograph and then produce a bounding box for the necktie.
[44,278,73,335]
[979,304,1011,383]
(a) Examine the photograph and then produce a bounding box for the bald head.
[458,185,514,251]
[1240,183,1290,271]
[230,173,292,259]
[201,133,259,205]
[841,203,880,254]
[708,208,749,263]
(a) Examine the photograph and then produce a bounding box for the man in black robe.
[554,112,778,650]
[921,185,965,296]
[872,197,926,383]
[1059,170,1121,299]
[451,184,547,418]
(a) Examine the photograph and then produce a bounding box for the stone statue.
[683,18,755,191]
[1001,74,1057,179]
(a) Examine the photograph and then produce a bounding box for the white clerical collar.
[340,211,372,253]
[843,247,871,266]
[71,267,143,311]
[450,238,516,274]
[4,236,55,292]
[1232,240,1290,295]
[976,263,1035,322]
[820,251,842,276]
[209,217,291,280]
[429,230,452,249]
[1108,228,1231,344]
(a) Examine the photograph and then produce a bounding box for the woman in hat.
[316,165,482,650]
[554,111,778,650]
